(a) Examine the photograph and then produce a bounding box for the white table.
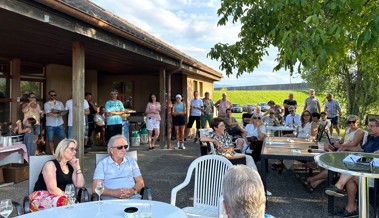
[16,199,188,218]
[266,125,295,136]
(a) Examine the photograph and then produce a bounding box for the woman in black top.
[29,139,85,211]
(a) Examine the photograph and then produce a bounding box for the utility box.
[3,163,29,183]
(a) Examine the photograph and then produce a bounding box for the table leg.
[261,157,267,192]
[358,176,369,218]
[327,170,334,215]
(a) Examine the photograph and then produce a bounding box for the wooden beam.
[159,68,166,147]
[72,41,85,170]
[10,58,20,126]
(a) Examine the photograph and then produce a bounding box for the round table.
[315,152,379,218]
[16,199,187,218]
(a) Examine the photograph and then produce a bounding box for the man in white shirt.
[44,90,66,155]
[284,106,301,127]
[65,98,90,141]
[185,91,204,143]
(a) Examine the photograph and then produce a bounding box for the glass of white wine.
[95,181,104,204]
[140,203,152,218]
[65,184,76,207]
[0,199,13,218]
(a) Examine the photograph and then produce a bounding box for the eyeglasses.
[269,112,274,114]
[303,114,310,117]
[253,117,261,119]
[50,94,57,97]
[68,147,77,152]
[348,120,356,124]
[112,145,129,150]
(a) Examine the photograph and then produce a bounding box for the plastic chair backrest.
[362,130,369,146]
[95,150,138,165]
[187,155,233,207]
[28,155,54,195]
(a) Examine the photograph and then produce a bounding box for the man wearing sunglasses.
[44,90,66,155]
[284,106,301,127]
[93,135,144,200]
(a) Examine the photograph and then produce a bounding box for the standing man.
[215,92,232,118]
[201,91,214,129]
[304,89,321,114]
[105,89,125,143]
[186,91,204,143]
[324,93,342,137]
[283,92,297,118]
[65,98,90,140]
[85,92,99,149]
[44,90,66,155]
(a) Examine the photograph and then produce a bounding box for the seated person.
[245,114,267,161]
[266,100,283,124]
[94,106,106,145]
[92,135,144,200]
[222,165,274,218]
[223,109,246,139]
[262,109,280,126]
[29,139,85,211]
[299,115,365,193]
[200,117,246,155]
[242,105,254,127]
[284,106,301,127]
[253,106,264,117]
[324,119,379,217]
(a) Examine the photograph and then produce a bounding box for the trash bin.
[140,128,148,144]
[131,131,140,146]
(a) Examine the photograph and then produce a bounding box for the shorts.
[186,116,201,129]
[173,115,186,126]
[46,125,66,142]
[146,118,160,130]
[328,116,339,125]
[226,126,242,136]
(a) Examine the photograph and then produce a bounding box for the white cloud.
[91,0,304,86]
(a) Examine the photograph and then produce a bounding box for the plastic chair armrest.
[12,200,24,215]
[77,187,90,202]
[22,196,30,214]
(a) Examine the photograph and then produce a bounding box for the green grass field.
[213,90,310,120]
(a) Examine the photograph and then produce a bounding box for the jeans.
[46,125,66,142]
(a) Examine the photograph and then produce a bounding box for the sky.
[91,0,304,87]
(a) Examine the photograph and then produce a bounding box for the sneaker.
[334,208,358,217]
[175,142,180,150]
[325,185,347,197]
[181,143,186,150]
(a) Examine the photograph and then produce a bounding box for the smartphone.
[309,145,318,149]
[357,157,373,163]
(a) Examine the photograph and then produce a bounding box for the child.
[16,118,37,156]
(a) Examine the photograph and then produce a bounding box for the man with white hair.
[92,135,144,200]
[222,165,273,218]
[304,89,321,114]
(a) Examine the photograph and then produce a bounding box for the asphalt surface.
[0,138,373,218]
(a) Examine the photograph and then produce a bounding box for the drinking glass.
[0,199,13,218]
[65,184,76,205]
[95,181,104,203]
[140,203,152,218]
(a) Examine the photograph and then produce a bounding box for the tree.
[208,0,379,118]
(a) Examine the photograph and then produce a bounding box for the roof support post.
[72,41,85,170]
[10,59,21,127]
[159,68,166,147]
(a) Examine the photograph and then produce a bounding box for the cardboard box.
[3,163,29,183]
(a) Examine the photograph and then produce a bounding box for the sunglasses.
[50,94,57,97]
[269,112,274,114]
[303,114,310,117]
[253,117,261,119]
[68,147,77,152]
[348,120,356,124]
[289,110,294,112]
[112,145,129,150]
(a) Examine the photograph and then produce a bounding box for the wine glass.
[95,181,104,203]
[65,184,76,205]
[140,203,152,218]
[0,199,13,218]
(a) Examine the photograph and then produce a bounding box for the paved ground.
[0,139,372,218]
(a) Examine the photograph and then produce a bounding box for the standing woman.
[22,92,44,142]
[145,94,161,150]
[172,94,186,149]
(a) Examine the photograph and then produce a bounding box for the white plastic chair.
[170,155,233,218]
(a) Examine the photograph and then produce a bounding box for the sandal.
[295,174,314,193]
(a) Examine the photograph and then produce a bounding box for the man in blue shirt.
[325,119,379,217]
[105,89,124,143]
